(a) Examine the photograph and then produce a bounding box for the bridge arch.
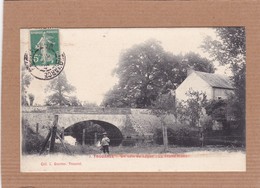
[64,120,123,146]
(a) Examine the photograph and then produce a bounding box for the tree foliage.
[202,27,245,66]
[28,93,35,106]
[21,66,33,106]
[44,72,80,106]
[152,92,176,117]
[181,52,215,73]
[102,39,214,108]
[151,86,176,151]
[205,99,234,135]
[176,89,207,127]
[202,27,246,134]
[81,101,99,108]
[205,99,227,121]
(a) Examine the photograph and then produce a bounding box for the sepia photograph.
[20,28,246,172]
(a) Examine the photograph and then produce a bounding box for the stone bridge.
[22,106,175,145]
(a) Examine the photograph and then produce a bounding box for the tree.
[202,27,246,135]
[205,99,231,135]
[181,52,215,73]
[114,39,173,108]
[205,99,227,121]
[21,66,33,106]
[152,92,176,116]
[44,72,79,106]
[202,28,245,66]
[28,93,35,106]
[103,39,214,108]
[81,101,98,108]
[101,85,130,107]
[152,91,176,151]
[176,89,208,127]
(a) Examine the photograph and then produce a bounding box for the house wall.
[213,88,234,99]
[175,72,213,102]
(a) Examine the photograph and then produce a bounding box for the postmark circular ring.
[24,52,66,80]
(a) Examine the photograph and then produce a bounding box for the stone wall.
[22,106,131,114]
[22,107,176,138]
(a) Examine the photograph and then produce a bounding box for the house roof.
[194,71,234,89]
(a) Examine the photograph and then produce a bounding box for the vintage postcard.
[20,28,246,172]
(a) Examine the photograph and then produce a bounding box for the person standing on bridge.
[101,132,110,154]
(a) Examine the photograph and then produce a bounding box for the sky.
[20,28,230,105]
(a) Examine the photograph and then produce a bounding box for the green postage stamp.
[24,29,65,80]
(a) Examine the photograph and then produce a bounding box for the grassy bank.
[40,143,245,155]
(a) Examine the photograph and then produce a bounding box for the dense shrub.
[22,124,45,154]
[153,125,200,147]
[172,126,200,146]
[153,128,175,145]
[200,116,245,146]
[204,128,245,147]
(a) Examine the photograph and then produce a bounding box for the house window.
[217,96,222,100]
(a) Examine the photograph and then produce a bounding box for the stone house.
[175,70,234,102]
[175,70,234,130]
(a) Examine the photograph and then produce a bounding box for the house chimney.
[182,59,194,76]
[187,67,194,76]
